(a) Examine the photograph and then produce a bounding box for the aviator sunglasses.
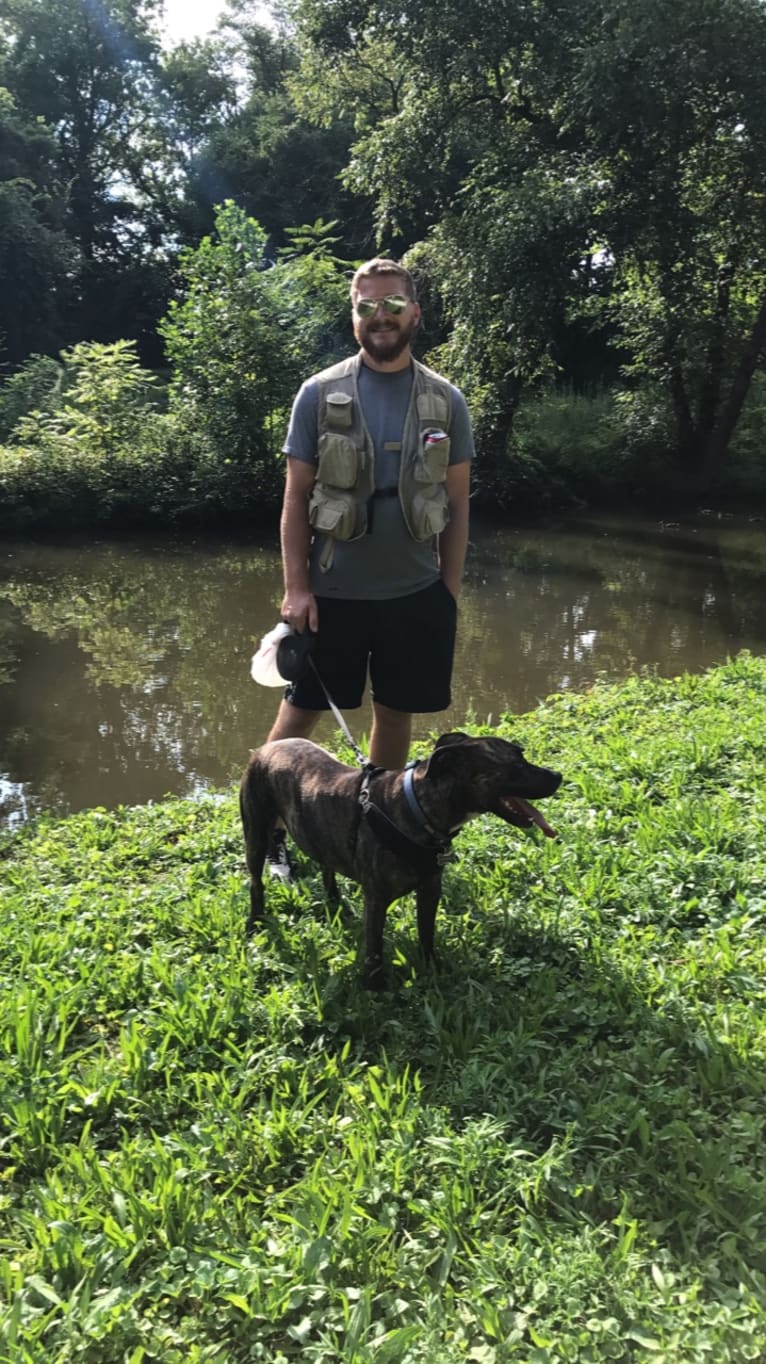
[354,293,410,318]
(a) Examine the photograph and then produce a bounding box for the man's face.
[352,275,421,366]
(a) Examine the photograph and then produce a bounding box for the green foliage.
[12,340,159,457]
[0,354,64,441]
[0,341,230,530]
[1,657,765,1359]
[479,388,627,514]
[0,88,74,363]
[159,202,351,478]
[470,382,766,514]
[0,209,357,533]
[293,0,766,484]
[0,0,167,347]
[173,20,364,257]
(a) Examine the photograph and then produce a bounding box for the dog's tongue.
[512,798,557,838]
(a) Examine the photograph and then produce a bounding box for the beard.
[357,314,419,364]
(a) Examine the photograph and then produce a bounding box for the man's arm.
[280,456,318,632]
[438,459,471,599]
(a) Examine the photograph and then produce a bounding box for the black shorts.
[285,578,458,713]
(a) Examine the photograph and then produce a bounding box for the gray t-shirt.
[283,359,474,600]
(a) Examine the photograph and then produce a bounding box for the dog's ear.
[424,732,472,779]
[434,731,471,750]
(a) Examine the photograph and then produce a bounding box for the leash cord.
[304,656,453,867]
[307,656,371,769]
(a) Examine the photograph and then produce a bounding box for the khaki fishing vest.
[308,353,454,572]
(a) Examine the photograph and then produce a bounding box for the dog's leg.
[244,826,269,937]
[240,778,270,938]
[361,889,389,990]
[416,873,443,967]
[322,866,341,909]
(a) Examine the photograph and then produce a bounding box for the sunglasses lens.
[356,294,409,317]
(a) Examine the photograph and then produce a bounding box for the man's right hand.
[281,588,318,634]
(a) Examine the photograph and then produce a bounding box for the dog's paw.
[362,956,387,991]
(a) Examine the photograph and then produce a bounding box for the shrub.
[0,354,64,440]
[472,387,629,515]
[11,339,159,459]
[159,205,350,492]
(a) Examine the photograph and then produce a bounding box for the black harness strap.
[358,766,455,873]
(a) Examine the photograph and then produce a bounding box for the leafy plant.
[159,202,351,492]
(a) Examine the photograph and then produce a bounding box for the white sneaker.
[266,829,293,883]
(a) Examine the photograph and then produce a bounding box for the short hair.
[350,257,417,302]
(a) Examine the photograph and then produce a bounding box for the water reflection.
[1,514,765,822]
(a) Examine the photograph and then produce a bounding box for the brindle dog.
[240,732,562,989]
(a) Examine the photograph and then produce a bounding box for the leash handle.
[307,656,370,769]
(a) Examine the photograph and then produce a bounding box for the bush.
[475,380,766,516]
[0,414,281,533]
[720,372,766,503]
[472,387,631,515]
[160,205,350,485]
[0,354,64,441]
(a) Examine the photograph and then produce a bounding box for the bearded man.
[264,257,474,879]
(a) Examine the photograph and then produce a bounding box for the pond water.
[1,512,765,825]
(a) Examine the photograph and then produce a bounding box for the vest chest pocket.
[308,485,364,540]
[316,431,360,490]
[414,431,451,483]
[326,390,353,429]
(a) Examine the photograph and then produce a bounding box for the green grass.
[1,655,765,1362]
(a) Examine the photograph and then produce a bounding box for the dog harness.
[307,652,455,870]
[358,763,455,873]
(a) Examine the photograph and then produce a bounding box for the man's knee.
[372,701,412,730]
[370,702,412,769]
[267,699,321,743]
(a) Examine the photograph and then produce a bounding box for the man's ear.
[423,732,471,779]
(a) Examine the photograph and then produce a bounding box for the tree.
[159,202,350,486]
[290,0,766,487]
[0,87,75,364]
[0,0,167,347]
[167,14,372,259]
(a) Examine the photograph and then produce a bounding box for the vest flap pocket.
[417,392,449,425]
[309,486,363,540]
[326,391,353,429]
[410,486,449,539]
[317,431,359,490]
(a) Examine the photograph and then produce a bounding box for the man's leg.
[267,698,321,743]
[368,581,457,771]
[370,702,412,770]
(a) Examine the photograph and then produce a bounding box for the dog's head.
[424,732,562,837]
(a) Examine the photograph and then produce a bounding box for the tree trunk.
[670,364,696,467]
[697,265,733,444]
[702,290,766,478]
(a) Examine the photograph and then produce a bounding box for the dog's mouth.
[495,796,557,838]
